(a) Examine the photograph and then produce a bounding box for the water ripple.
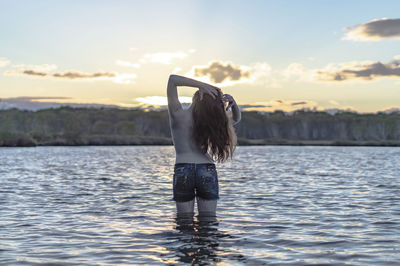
[1,146,399,265]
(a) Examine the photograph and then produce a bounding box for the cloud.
[4,66,136,84]
[238,104,272,109]
[192,61,250,84]
[316,58,400,81]
[291,101,307,106]
[19,69,48,76]
[343,18,400,41]
[6,69,116,79]
[241,99,320,112]
[0,57,10,67]
[52,71,116,79]
[111,73,137,84]
[186,60,278,87]
[0,96,122,111]
[239,99,357,114]
[282,63,316,82]
[135,96,192,106]
[284,55,400,82]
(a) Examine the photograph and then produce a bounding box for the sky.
[1,0,400,113]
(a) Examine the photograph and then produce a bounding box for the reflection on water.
[165,213,222,265]
[1,146,400,265]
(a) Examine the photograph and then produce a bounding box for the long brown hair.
[191,90,237,163]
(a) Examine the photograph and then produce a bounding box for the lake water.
[1,146,399,265]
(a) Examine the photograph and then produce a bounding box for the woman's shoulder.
[169,107,192,118]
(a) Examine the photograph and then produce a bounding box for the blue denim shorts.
[172,163,219,202]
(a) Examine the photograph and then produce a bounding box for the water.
[1,146,399,265]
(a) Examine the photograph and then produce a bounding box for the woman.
[167,74,241,217]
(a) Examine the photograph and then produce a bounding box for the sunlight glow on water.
[1,146,400,265]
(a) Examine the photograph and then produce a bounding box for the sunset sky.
[1,0,400,113]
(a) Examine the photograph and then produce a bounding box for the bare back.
[166,74,240,164]
[169,106,214,164]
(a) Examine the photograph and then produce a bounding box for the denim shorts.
[172,163,219,202]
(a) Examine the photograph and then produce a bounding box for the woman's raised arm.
[167,74,219,115]
[230,100,241,125]
[166,75,182,115]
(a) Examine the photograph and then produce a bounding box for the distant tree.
[115,121,139,135]
[63,116,85,141]
[91,121,114,135]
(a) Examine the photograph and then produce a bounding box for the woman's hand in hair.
[198,83,220,100]
[223,93,241,124]
[222,94,236,111]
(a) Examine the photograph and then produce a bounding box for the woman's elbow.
[169,74,179,83]
[167,75,177,90]
[231,117,241,125]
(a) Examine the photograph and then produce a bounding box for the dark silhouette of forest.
[1,106,400,147]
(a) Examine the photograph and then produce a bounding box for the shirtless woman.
[167,74,241,217]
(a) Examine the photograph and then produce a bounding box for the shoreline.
[1,137,400,147]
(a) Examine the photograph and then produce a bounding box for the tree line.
[0,107,399,146]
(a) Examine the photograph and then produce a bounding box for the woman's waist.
[174,162,215,167]
[174,162,216,172]
[175,152,214,164]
